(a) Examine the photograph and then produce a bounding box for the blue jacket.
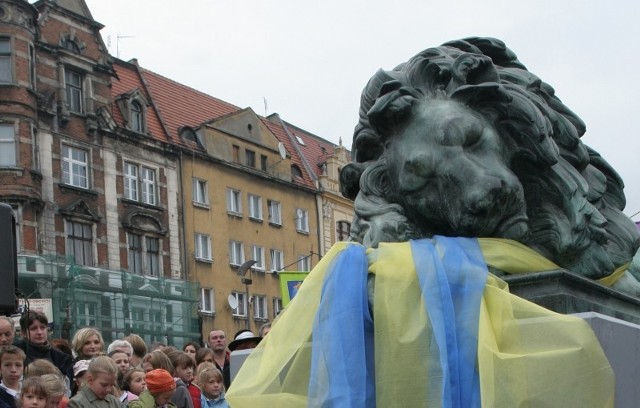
[200,392,229,408]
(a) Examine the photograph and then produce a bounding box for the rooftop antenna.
[116,34,135,59]
[263,97,268,116]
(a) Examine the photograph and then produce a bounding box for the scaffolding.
[17,254,201,348]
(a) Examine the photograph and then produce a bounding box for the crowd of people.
[0,311,272,408]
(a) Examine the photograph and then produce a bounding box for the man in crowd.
[0,317,15,346]
[207,329,230,389]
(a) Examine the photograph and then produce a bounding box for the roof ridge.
[139,66,241,111]
[268,114,336,147]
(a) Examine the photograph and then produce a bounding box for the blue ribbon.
[412,237,487,408]
[308,244,375,407]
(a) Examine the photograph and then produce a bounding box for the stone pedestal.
[502,269,640,324]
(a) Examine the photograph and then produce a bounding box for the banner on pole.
[279,272,309,306]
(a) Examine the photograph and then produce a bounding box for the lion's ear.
[367,84,420,135]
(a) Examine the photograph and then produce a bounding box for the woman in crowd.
[15,312,73,388]
[70,329,103,362]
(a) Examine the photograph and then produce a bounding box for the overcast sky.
[82,0,640,220]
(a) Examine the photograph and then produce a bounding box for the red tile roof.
[138,68,240,142]
[261,118,317,189]
[110,59,323,190]
[111,60,169,144]
[269,116,347,179]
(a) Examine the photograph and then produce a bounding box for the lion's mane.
[340,37,640,279]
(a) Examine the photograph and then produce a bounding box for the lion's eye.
[464,128,482,147]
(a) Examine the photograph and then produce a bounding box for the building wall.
[2,0,195,344]
[182,115,319,337]
[318,145,354,254]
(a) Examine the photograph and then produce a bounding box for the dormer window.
[131,101,144,133]
[116,92,148,134]
[291,164,303,178]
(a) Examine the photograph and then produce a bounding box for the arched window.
[62,39,80,53]
[131,101,144,132]
[291,164,302,179]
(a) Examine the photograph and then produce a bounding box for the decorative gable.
[59,199,100,221]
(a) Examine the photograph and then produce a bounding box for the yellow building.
[266,116,354,256]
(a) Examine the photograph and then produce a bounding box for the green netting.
[17,255,201,348]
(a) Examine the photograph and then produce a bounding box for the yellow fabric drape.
[227,240,614,407]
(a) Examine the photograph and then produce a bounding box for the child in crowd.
[168,353,194,408]
[70,361,89,397]
[120,368,146,398]
[187,362,214,408]
[108,350,130,375]
[141,351,172,374]
[0,346,25,408]
[198,367,227,408]
[194,350,214,367]
[25,360,71,399]
[128,369,176,408]
[67,356,122,408]
[39,374,67,408]
[18,377,48,408]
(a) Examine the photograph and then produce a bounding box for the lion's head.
[340,37,640,279]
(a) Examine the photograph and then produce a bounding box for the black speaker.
[0,203,17,314]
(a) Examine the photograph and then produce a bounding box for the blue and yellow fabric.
[226,238,614,407]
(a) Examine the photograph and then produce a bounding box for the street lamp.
[236,260,256,330]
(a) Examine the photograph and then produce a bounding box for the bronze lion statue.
[340,37,640,292]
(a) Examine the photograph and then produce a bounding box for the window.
[28,44,36,88]
[62,145,89,188]
[76,302,97,327]
[0,37,11,83]
[127,233,142,274]
[260,155,267,171]
[270,249,284,272]
[124,162,157,205]
[268,200,282,225]
[252,246,265,271]
[192,178,208,206]
[336,221,351,241]
[0,124,15,167]
[131,308,145,332]
[201,288,215,314]
[229,240,244,266]
[232,145,240,163]
[272,298,283,318]
[128,230,161,276]
[141,167,157,205]
[253,295,268,320]
[195,233,212,261]
[245,149,256,167]
[291,164,302,178]
[226,188,242,214]
[146,237,160,276]
[131,101,144,132]
[231,292,247,317]
[64,69,83,113]
[66,220,93,266]
[124,162,139,201]
[298,254,311,272]
[248,194,262,220]
[62,38,81,53]
[296,208,309,233]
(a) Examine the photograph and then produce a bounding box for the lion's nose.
[466,177,505,215]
